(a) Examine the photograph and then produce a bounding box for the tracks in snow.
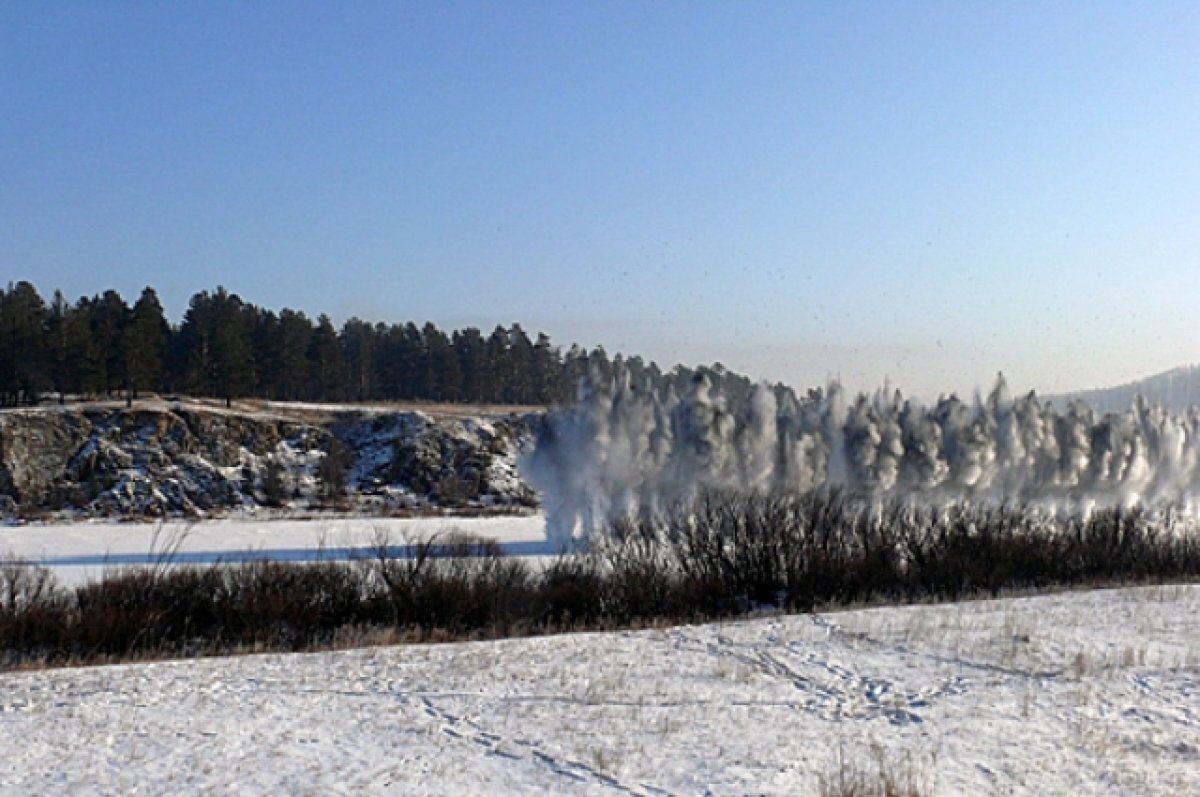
[807,613,1069,684]
[668,618,972,725]
[405,691,672,796]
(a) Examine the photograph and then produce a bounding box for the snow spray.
[520,371,1200,549]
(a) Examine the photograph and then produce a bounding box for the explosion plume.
[521,371,1200,549]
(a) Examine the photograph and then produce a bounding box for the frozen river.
[0,514,549,586]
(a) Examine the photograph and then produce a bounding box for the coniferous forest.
[0,281,764,408]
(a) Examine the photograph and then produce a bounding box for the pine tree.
[453,327,489,403]
[92,289,130,398]
[507,324,535,404]
[65,296,106,397]
[308,314,346,401]
[373,324,403,400]
[421,322,461,401]
[399,323,424,400]
[211,289,253,407]
[180,288,253,406]
[179,291,215,397]
[0,281,49,405]
[486,326,509,402]
[45,290,72,402]
[532,332,561,404]
[250,309,282,398]
[123,287,169,402]
[0,280,684,409]
[276,308,313,401]
[340,317,378,401]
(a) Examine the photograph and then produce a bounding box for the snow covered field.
[1,585,1197,795]
[0,515,549,587]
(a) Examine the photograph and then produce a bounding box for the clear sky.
[3,1,1198,399]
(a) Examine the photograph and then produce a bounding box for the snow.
[2,515,1198,793]
[0,585,1197,795]
[0,515,548,587]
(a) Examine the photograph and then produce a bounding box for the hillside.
[0,398,539,520]
[1050,364,1200,414]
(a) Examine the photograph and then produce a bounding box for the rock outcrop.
[0,401,538,519]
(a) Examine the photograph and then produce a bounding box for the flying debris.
[521,371,1200,549]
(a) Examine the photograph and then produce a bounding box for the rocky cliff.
[0,400,539,519]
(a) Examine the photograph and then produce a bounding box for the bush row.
[593,490,1200,615]
[2,491,1197,667]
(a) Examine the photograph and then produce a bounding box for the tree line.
[0,281,763,408]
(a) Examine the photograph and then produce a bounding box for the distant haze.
[1050,365,1200,415]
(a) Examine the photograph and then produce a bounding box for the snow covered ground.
[0,515,549,587]
[1,585,1197,795]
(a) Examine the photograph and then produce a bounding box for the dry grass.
[819,744,929,797]
[242,397,548,421]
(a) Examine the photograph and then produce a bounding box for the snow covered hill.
[1050,364,1200,414]
[1,585,1197,795]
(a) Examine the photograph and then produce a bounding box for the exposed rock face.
[0,402,539,519]
[0,411,92,507]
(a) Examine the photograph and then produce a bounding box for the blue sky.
[3,1,1198,399]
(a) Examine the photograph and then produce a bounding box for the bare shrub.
[591,511,691,621]
[216,559,375,647]
[73,566,222,656]
[819,745,928,797]
[261,457,288,508]
[317,436,352,508]
[539,555,605,628]
[365,530,535,635]
[0,558,70,663]
[0,558,63,614]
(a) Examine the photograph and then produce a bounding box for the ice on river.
[0,514,549,587]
